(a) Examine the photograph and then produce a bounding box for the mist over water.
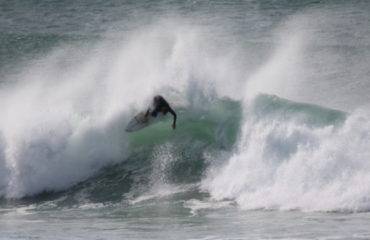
[0,18,246,198]
[200,6,370,212]
[1,0,370,239]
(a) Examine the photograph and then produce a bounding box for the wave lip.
[203,94,370,212]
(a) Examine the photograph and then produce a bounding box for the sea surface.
[1,0,370,239]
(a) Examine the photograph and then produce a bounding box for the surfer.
[145,95,177,129]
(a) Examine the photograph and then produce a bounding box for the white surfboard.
[125,111,165,132]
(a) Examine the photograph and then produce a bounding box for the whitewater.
[1,0,370,239]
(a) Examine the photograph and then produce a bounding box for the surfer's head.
[154,95,162,104]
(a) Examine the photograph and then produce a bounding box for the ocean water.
[1,0,370,239]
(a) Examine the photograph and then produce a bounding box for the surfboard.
[125,111,165,132]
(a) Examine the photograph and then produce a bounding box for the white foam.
[202,10,370,212]
[184,199,233,216]
[203,106,370,212]
[0,20,243,198]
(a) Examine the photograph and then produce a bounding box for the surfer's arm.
[168,108,177,129]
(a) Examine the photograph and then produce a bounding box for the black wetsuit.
[151,95,170,117]
[149,95,177,129]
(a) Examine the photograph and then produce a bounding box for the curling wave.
[203,94,370,212]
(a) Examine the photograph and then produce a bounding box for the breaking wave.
[1,12,370,214]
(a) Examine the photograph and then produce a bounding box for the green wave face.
[7,98,242,207]
[251,94,347,127]
[6,94,349,209]
[128,99,242,148]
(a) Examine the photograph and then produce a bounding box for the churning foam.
[0,20,243,198]
[202,11,370,212]
[203,105,370,212]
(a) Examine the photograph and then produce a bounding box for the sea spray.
[0,21,244,198]
[201,9,370,212]
[203,95,370,212]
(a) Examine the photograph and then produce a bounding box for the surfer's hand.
[172,123,176,129]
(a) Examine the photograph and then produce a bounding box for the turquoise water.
[1,1,370,239]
